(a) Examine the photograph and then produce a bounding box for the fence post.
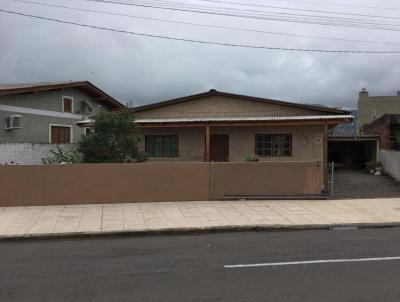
[209,161,214,200]
[330,161,335,197]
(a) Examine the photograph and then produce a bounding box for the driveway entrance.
[333,168,400,199]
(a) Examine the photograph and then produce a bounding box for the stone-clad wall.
[139,128,205,162]
[0,143,76,165]
[135,95,329,119]
[140,125,324,163]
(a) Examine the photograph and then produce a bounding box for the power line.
[119,0,400,26]
[221,0,400,11]
[1,8,400,53]
[102,0,400,26]
[10,0,400,46]
[194,0,400,20]
[81,0,400,31]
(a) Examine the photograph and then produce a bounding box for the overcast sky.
[1,0,400,109]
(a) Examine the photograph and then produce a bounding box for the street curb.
[1,222,400,241]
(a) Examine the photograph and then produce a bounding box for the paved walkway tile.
[0,207,25,233]
[29,206,64,234]
[54,205,84,233]
[3,207,44,235]
[102,204,124,231]
[1,198,400,238]
[78,205,103,232]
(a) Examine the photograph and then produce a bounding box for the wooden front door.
[210,135,229,162]
[51,126,71,144]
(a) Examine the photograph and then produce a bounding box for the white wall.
[0,143,76,165]
[380,150,400,182]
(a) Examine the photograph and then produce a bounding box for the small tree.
[78,107,145,163]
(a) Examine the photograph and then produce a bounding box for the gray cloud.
[1,0,400,109]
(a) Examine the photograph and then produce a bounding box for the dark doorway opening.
[210,135,229,162]
[328,138,377,169]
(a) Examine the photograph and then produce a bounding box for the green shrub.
[42,146,82,164]
[245,155,259,162]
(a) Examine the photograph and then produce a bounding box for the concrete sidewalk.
[1,198,400,239]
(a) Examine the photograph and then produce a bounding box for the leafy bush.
[42,146,82,164]
[245,155,259,162]
[78,107,145,163]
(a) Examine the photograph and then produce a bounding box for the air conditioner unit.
[4,115,22,130]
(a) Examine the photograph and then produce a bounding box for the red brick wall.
[363,115,391,150]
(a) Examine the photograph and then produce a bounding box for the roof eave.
[0,81,125,110]
[136,116,353,127]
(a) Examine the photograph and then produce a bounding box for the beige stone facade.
[139,127,205,162]
[136,95,329,119]
[139,125,324,162]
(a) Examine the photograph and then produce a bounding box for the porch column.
[323,123,328,189]
[205,125,210,162]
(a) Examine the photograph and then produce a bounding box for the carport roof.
[329,134,378,141]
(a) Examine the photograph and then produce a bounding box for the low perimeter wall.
[0,161,323,206]
[211,162,322,199]
[0,143,76,165]
[380,150,400,182]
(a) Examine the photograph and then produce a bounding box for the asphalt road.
[1,228,400,302]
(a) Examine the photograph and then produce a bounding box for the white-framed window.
[83,127,94,135]
[62,96,74,113]
[49,124,73,144]
[4,115,22,130]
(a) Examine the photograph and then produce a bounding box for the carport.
[328,135,379,168]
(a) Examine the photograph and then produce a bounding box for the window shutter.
[63,98,73,113]
[51,126,71,144]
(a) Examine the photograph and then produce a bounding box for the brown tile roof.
[0,81,124,110]
[0,81,73,89]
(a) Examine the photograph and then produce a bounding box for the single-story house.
[132,89,352,184]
